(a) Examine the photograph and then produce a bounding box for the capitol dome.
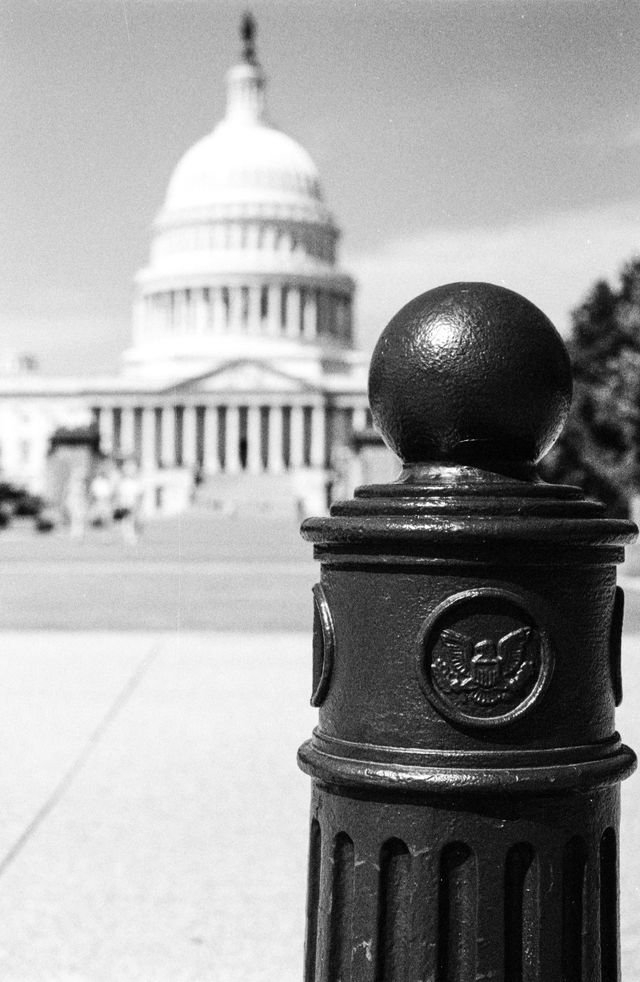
[125,14,356,380]
[0,13,371,520]
[163,119,328,223]
[159,36,331,228]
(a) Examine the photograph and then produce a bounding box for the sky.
[2,0,640,374]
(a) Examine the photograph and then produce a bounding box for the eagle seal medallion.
[417,589,552,727]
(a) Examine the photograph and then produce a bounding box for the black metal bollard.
[299,282,637,982]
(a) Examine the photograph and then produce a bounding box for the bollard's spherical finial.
[368,282,572,466]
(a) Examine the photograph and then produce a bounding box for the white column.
[179,291,189,332]
[247,224,259,249]
[310,406,325,468]
[156,294,165,334]
[248,285,261,333]
[229,286,242,332]
[173,292,183,333]
[185,291,194,333]
[99,406,114,455]
[161,406,175,468]
[140,407,155,471]
[225,406,240,473]
[159,295,168,334]
[247,405,262,473]
[267,406,283,473]
[286,286,301,337]
[202,290,211,332]
[316,292,326,337]
[194,289,207,334]
[268,284,281,334]
[290,405,305,469]
[352,407,368,432]
[204,406,219,475]
[182,406,197,468]
[120,407,135,457]
[303,291,317,340]
[212,287,224,332]
[150,295,160,336]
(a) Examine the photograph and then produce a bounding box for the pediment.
[165,360,320,395]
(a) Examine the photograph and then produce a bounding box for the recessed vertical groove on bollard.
[504,843,539,982]
[327,832,355,982]
[437,843,477,982]
[600,828,618,982]
[375,838,410,982]
[407,844,439,982]
[304,819,322,982]
[562,836,588,982]
[298,283,637,982]
[537,843,565,981]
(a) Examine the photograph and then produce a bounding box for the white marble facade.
[0,18,370,515]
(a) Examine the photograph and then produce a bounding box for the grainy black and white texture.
[301,283,637,982]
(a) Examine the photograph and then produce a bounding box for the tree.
[540,258,640,518]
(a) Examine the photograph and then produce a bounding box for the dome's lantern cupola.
[225,13,267,125]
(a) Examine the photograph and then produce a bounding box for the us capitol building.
[0,18,374,515]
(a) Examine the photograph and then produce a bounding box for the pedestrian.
[89,467,113,527]
[64,467,88,539]
[113,460,143,544]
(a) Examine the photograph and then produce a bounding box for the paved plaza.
[0,512,637,979]
[0,632,314,982]
[0,511,316,631]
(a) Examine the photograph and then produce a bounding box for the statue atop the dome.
[240,12,257,65]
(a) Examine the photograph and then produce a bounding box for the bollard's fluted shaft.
[299,282,636,982]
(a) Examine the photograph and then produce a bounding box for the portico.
[93,371,369,480]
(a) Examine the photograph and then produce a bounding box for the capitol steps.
[196,470,328,518]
